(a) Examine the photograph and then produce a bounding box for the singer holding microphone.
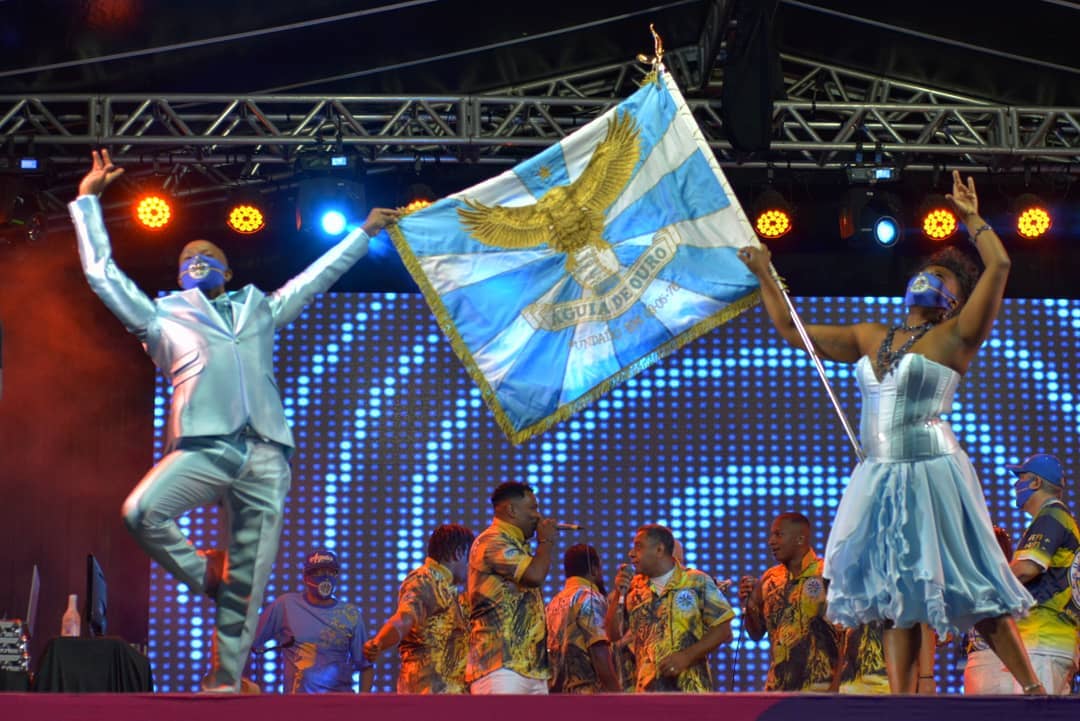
[607,524,734,692]
[466,481,556,694]
[738,513,841,692]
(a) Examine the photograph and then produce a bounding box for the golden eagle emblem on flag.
[457,112,641,286]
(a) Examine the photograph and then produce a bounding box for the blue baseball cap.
[1006,454,1065,488]
[304,549,340,575]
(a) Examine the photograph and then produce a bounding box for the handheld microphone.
[253,635,295,655]
[555,522,586,531]
[617,563,630,606]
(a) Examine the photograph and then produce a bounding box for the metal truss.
[1,51,1078,202]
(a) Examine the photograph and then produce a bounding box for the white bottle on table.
[61,594,80,637]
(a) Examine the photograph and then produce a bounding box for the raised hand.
[946,169,979,221]
[78,149,125,198]
[361,207,403,236]
[737,245,771,278]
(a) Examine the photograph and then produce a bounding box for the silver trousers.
[122,435,291,691]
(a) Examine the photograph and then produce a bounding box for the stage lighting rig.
[844,165,900,185]
[133,190,173,231]
[750,188,794,240]
[840,187,904,248]
[225,191,267,235]
[1013,193,1051,240]
[0,157,44,174]
[295,176,365,238]
[917,195,958,242]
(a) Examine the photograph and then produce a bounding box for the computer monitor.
[26,565,39,639]
[85,555,107,637]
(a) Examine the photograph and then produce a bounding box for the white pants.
[964,648,1076,695]
[470,668,549,695]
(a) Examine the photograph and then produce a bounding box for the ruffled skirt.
[824,448,1034,636]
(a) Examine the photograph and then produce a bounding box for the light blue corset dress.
[824,353,1033,635]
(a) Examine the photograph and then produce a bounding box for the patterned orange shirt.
[465,518,549,683]
[545,576,609,693]
[758,550,841,691]
[395,557,469,693]
[625,564,734,692]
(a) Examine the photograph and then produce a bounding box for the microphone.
[253,635,295,655]
[556,522,586,531]
[617,562,630,606]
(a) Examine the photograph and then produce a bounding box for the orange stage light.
[403,198,433,214]
[921,207,957,241]
[751,189,794,240]
[134,194,172,230]
[227,203,266,234]
[1015,194,1051,240]
[754,209,792,239]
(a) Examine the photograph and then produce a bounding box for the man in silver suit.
[69,149,400,692]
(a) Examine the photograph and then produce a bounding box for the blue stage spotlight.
[320,210,348,236]
[295,177,365,238]
[873,216,900,246]
[840,187,904,248]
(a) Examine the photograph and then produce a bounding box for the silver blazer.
[69,195,371,452]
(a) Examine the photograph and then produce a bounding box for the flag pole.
[770,265,865,462]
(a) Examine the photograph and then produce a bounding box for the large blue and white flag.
[388,68,762,444]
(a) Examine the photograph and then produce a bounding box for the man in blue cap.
[252,549,373,693]
[1005,453,1080,694]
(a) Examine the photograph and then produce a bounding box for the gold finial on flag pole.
[650,23,665,65]
[636,24,665,85]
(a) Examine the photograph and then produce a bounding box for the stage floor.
[1,692,1076,721]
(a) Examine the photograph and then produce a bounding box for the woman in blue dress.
[738,171,1042,694]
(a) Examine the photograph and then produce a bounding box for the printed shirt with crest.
[465,518,550,683]
[625,564,734,692]
[759,550,842,691]
[545,576,610,693]
[1014,499,1080,659]
[395,557,470,693]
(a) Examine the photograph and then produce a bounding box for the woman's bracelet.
[968,222,993,244]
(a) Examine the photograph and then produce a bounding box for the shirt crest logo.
[675,589,696,611]
[803,577,825,601]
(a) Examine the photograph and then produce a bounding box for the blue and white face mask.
[304,572,337,600]
[179,254,228,292]
[1013,478,1038,510]
[904,272,958,311]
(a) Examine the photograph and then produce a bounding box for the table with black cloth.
[0,669,30,691]
[34,637,153,692]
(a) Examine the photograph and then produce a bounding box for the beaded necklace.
[874,320,937,380]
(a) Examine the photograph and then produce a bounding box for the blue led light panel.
[149,294,1080,694]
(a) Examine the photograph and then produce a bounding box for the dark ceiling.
[3,0,1078,104]
[2,0,1079,297]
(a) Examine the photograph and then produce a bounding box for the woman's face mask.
[179,254,228,292]
[904,271,958,311]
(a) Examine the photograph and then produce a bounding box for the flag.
[388,68,762,444]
